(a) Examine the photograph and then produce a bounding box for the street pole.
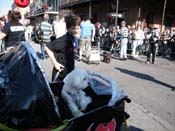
[58,0,60,14]
[161,0,167,33]
[115,0,119,26]
[89,0,92,19]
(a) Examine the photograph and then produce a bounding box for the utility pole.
[161,0,167,33]
[89,0,92,19]
[115,0,119,26]
[58,0,60,13]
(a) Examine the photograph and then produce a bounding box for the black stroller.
[0,42,131,131]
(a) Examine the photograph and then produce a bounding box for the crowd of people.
[1,10,175,81]
[89,20,175,64]
[23,14,175,66]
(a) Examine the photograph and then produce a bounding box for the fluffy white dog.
[61,68,92,117]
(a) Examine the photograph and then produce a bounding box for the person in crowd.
[94,22,102,46]
[53,14,67,39]
[6,10,12,23]
[40,17,53,59]
[170,29,175,59]
[143,26,151,55]
[25,24,32,41]
[45,15,81,81]
[131,24,145,58]
[0,11,25,51]
[111,25,121,55]
[146,27,160,64]
[78,15,95,61]
[127,25,133,54]
[120,20,129,60]
[0,16,6,53]
[160,29,170,58]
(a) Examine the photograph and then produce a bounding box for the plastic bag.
[0,42,60,130]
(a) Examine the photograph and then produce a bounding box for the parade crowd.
[1,11,175,66]
[27,14,175,65]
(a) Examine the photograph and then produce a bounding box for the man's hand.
[55,62,64,72]
[91,37,94,42]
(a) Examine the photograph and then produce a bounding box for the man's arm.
[0,32,6,40]
[45,46,64,72]
[91,24,95,42]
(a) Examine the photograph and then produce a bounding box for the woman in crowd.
[0,11,25,50]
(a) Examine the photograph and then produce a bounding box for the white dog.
[61,68,92,117]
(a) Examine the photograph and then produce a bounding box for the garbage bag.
[0,42,61,129]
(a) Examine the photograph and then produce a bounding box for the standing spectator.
[160,30,170,58]
[94,22,101,46]
[146,27,160,64]
[45,15,81,81]
[25,24,32,41]
[78,16,95,61]
[131,24,145,58]
[53,14,67,39]
[127,25,133,54]
[0,16,6,53]
[6,10,12,23]
[40,17,53,59]
[120,20,129,60]
[0,11,25,51]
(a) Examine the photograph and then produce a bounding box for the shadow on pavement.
[127,126,144,131]
[115,67,175,91]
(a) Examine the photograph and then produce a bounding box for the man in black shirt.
[0,11,25,49]
[45,15,81,81]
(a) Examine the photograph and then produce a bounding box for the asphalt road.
[29,40,175,131]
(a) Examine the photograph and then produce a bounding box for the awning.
[60,0,91,9]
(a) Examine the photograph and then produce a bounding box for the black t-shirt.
[2,21,25,47]
[47,32,75,80]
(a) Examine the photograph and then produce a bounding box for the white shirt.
[121,27,128,38]
[134,28,145,40]
[54,19,67,38]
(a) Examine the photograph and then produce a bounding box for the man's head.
[11,11,21,21]
[65,15,81,38]
[44,17,49,22]
[121,20,126,27]
[59,14,65,21]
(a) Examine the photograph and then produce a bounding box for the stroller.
[88,38,101,64]
[0,42,131,131]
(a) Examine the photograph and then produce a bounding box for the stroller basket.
[49,71,131,131]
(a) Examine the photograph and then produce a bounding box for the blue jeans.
[120,38,128,59]
[40,42,47,59]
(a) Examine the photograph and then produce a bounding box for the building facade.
[26,0,58,25]
[59,0,175,30]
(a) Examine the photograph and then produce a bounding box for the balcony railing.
[25,4,58,18]
[60,0,84,6]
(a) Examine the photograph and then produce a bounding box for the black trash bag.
[0,42,61,130]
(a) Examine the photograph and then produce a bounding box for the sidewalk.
[124,102,174,131]
[29,40,174,131]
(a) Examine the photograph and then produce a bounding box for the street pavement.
[28,39,175,131]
